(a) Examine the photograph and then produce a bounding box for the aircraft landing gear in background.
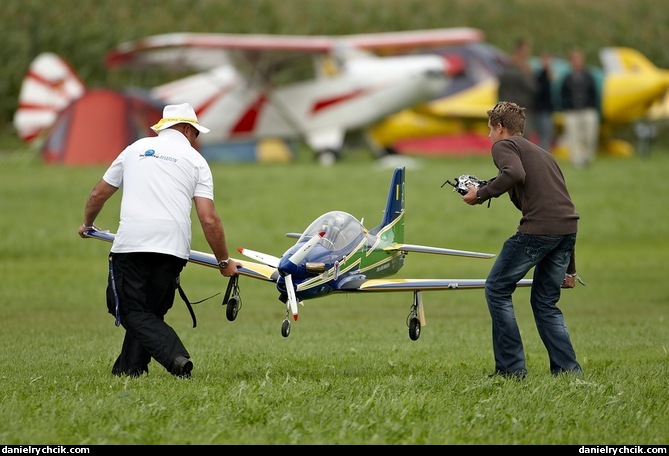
[316,148,340,166]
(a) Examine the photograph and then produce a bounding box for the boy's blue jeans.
[484,232,582,376]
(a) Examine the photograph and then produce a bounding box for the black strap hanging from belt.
[175,276,220,328]
[108,255,122,327]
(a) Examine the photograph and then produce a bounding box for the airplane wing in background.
[104,28,484,72]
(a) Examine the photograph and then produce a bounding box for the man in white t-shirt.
[78,103,240,378]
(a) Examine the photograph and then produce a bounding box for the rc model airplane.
[84,166,533,341]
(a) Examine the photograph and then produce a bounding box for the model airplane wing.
[84,229,278,282]
[341,277,532,291]
[236,247,281,269]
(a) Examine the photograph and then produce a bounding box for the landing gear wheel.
[281,319,291,338]
[409,317,421,341]
[226,296,239,321]
[317,149,338,166]
[223,276,242,321]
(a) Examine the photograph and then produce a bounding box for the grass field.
[0,145,667,445]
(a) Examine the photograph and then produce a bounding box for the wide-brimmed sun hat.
[151,103,210,134]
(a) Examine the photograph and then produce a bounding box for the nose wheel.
[281,319,291,337]
[279,295,301,337]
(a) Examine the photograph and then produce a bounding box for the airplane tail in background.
[369,166,405,242]
[14,52,86,143]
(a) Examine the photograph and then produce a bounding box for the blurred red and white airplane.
[14,28,483,165]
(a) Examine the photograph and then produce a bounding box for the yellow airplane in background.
[368,45,669,158]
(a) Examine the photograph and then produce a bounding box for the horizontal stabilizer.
[238,247,281,268]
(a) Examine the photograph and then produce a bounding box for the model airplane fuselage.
[84,167,532,340]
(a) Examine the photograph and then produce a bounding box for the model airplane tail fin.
[369,166,405,242]
[13,52,86,143]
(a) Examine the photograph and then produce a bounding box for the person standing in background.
[560,49,599,167]
[498,38,537,139]
[534,53,555,151]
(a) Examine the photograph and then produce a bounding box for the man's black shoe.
[172,356,193,378]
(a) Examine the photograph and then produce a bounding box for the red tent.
[42,88,163,165]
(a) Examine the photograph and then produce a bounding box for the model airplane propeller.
[83,167,533,340]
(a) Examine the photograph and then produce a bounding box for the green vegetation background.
[1,0,668,445]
